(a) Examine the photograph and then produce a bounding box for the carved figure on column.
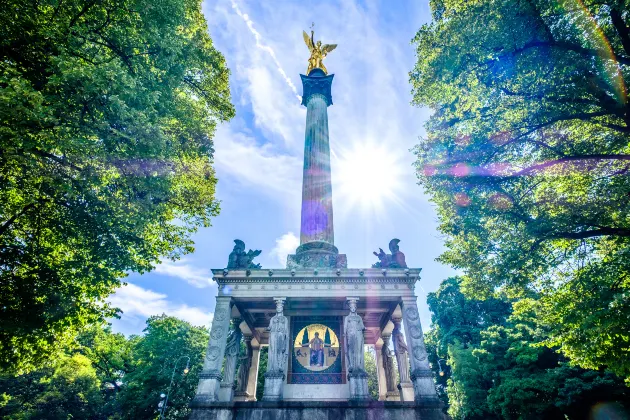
[344,298,366,374]
[263,298,288,401]
[223,330,240,385]
[382,335,398,393]
[392,317,410,383]
[236,336,253,392]
[267,302,288,374]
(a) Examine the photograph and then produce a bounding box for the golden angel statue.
[303,29,337,75]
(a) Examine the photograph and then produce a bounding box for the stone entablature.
[213,268,421,284]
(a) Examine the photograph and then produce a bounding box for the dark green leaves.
[412,0,630,380]
[0,0,233,372]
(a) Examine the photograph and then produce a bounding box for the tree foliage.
[0,0,233,372]
[0,315,208,419]
[411,0,630,380]
[427,278,630,420]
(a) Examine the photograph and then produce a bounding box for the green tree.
[0,354,105,419]
[425,277,512,408]
[255,346,268,401]
[0,0,234,372]
[364,347,379,400]
[427,278,629,419]
[118,315,208,419]
[411,0,630,380]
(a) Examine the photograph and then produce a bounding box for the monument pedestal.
[262,371,284,401]
[189,400,445,420]
[398,382,415,402]
[233,391,253,402]
[348,370,370,401]
[218,383,235,403]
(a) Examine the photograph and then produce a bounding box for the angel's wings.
[303,30,314,51]
[321,44,337,54]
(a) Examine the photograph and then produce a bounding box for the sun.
[333,142,403,213]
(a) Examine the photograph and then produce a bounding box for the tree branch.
[509,154,630,176]
[547,227,630,239]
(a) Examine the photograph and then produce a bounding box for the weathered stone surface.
[189,400,445,420]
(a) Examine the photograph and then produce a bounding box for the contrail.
[230,0,301,102]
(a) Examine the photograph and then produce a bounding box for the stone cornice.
[212,268,422,284]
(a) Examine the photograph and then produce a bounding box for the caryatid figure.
[263,298,289,401]
[267,301,288,374]
[344,298,366,373]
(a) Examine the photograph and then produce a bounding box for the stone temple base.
[189,400,445,420]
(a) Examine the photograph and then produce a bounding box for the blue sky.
[109,0,458,336]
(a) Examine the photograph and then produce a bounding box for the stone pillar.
[219,318,241,402]
[401,297,439,403]
[234,334,253,401]
[344,297,369,400]
[375,340,387,401]
[192,296,232,405]
[299,72,335,246]
[392,315,414,402]
[263,297,288,401]
[382,334,400,401]
[246,342,261,400]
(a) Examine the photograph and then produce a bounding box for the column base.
[191,371,223,405]
[218,383,235,402]
[397,381,414,402]
[385,390,401,401]
[262,371,285,401]
[233,390,253,402]
[348,369,370,400]
[411,369,440,402]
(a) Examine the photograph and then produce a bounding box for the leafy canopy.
[0,0,233,372]
[426,278,629,420]
[0,315,209,420]
[411,0,630,380]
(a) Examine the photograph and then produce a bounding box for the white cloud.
[269,231,300,266]
[109,283,212,328]
[229,0,301,101]
[213,126,302,198]
[153,259,214,288]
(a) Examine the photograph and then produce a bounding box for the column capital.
[300,72,334,107]
[272,297,286,313]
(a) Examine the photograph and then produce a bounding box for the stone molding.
[410,369,434,380]
[213,268,420,281]
[198,371,223,380]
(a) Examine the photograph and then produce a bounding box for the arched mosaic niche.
[293,323,340,372]
[289,317,344,384]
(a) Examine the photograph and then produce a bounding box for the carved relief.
[214,309,228,322]
[405,307,419,321]
[207,346,220,362]
[409,325,423,340]
[211,326,224,340]
[413,346,427,362]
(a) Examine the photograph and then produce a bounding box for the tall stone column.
[219,318,241,402]
[246,342,261,400]
[288,68,346,269]
[191,296,232,405]
[344,297,369,400]
[375,341,387,401]
[263,297,288,401]
[382,334,400,401]
[392,316,414,402]
[401,297,438,403]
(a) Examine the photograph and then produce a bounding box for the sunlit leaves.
[0,0,233,372]
[411,0,630,380]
